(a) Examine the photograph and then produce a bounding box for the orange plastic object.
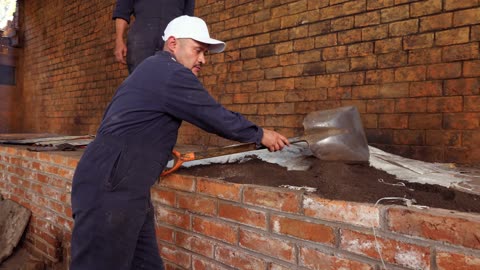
[160,150,196,176]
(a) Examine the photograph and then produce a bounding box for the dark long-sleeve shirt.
[113,0,195,23]
[97,51,263,165]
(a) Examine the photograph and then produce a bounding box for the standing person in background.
[113,0,195,73]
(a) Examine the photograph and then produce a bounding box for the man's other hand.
[261,129,290,152]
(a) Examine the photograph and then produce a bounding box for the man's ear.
[165,36,177,52]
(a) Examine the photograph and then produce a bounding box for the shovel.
[161,127,347,176]
[161,106,370,176]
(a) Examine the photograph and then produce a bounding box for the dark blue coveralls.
[69,51,263,270]
[113,0,195,73]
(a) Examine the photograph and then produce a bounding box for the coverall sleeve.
[112,0,134,23]
[163,68,263,145]
[184,0,195,16]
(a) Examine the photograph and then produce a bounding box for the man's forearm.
[115,18,129,42]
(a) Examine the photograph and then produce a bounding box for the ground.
[178,157,480,214]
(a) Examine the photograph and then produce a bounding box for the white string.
[372,197,416,269]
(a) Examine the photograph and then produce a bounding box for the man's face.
[173,38,208,76]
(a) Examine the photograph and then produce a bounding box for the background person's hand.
[114,40,127,64]
[261,129,290,152]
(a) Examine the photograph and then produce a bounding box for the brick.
[341,229,431,269]
[270,214,335,244]
[339,72,365,86]
[319,0,366,20]
[366,69,395,84]
[427,62,462,79]
[435,27,470,46]
[160,246,191,268]
[218,202,267,229]
[243,186,301,213]
[309,21,331,36]
[299,50,321,63]
[160,174,195,192]
[409,114,442,129]
[315,33,337,48]
[394,66,426,81]
[192,257,230,270]
[465,96,480,112]
[322,46,347,60]
[393,129,425,145]
[355,11,380,27]
[155,206,190,230]
[442,43,479,62]
[294,76,318,90]
[445,0,479,11]
[426,130,461,146]
[303,195,380,227]
[419,13,453,32]
[352,85,379,98]
[288,24,308,39]
[347,42,373,57]
[299,246,375,270]
[427,96,463,112]
[151,187,175,206]
[327,87,352,99]
[367,99,396,113]
[389,19,419,36]
[316,74,340,87]
[409,81,443,97]
[378,51,408,68]
[472,25,480,41]
[410,0,442,17]
[192,216,237,244]
[215,245,267,269]
[380,5,409,23]
[176,232,215,258]
[437,252,480,270]
[361,113,378,128]
[350,56,377,71]
[379,114,408,128]
[444,113,479,129]
[294,37,315,51]
[387,207,480,249]
[177,193,217,216]
[403,33,434,50]
[464,60,480,77]
[378,82,409,97]
[326,59,350,73]
[367,0,394,10]
[239,229,295,263]
[463,130,480,147]
[303,62,326,75]
[453,8,480,27]
[362,24,389,41]
[338,29,362,44]
[331,16,354,31]
[408,48,442,65]
[395,97,427,112]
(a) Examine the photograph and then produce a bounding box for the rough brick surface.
[12,0,480,166]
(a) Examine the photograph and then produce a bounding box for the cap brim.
[193,37,226,53]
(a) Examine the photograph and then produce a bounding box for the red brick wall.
[15,0,480,163]
[1,145,480,269]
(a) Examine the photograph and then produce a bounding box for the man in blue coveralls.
[70,15,290,269]
[113,0,195,73]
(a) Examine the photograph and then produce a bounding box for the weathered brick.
[379,114,408,128]
[176,232,215,258]
[338,29,362,44]
[465,96,480,112]
[378,51,408,68]
[409,80,443,97]
[160,246,191,268]
[326,59,350,73]
[464,60,480,77]
[339,72,365,86]
[215,245,267,269]
[394,66,426,82]
[355,11,380,27]
[192,257,230,270]
[331,16,354,31]
[442,43,479,62]
[367,99,395,113]
[151,187,175,206]
[366,69,395,84]
[395,97,427,112]
[299,246,375,270]
[426,130,462,146]
[192,216,238,244]
[322,46,347,60]
[410,114,442,129]
[444,78,480,95]
[453,7,480,27]
[427,96,463,112]
[408,47,442,64]
[352,85,379,99]
[155,206,190,230]
[316,74,340,87]
[388,207,480,249]
[389,19,419,36]
[445,0,479,11]
[380,5,409,23]
[303,195,380,227]
[299,50,321,63]
[444,113,480,129]
[403,33,434,50]
[351,55,377,71]
[340,229,431,269]
[410,0,442,17]
[327,86,352,99]
[472,25,480,41]
[427,62,462,79]
[218,202,267,229]
[270,214,335,244]
[435,27,470,46]
[347,42,374,57]
[239,229,296,263]
[177,193,217,216]
[243,186,301,213]
[362,24,389,41]
[160,174,195,192]
[437,252,480,270]
[419,13,453,32]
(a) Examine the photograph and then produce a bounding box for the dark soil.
[177,157,480,214]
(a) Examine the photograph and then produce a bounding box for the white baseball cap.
[162,15,226,53]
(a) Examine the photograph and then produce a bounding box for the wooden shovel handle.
[160,150,196,176]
